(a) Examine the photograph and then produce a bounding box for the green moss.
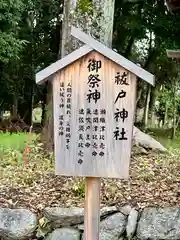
[76,0,93,13]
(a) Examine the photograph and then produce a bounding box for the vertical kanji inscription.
[113,70,129,141]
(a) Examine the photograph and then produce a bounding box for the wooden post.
[84,177,101,240]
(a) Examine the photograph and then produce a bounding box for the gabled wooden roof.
[36,45,92,84]
[36,27,155,86]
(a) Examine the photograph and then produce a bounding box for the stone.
[137,207,180,240]
[100,213,126,239]
[43,207,84,228]
[82,212,126,240]
[99,231,119,240]
[119,205,132,216]
[45,206,118,229]
[132,145,148,155]
[78,206,118,231]
[126,209,138,239]
[45,228,80,240]
[100,206,118,217]
[0,208,37,240]
[133,126,166,152]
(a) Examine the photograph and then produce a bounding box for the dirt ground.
[0,149,179,216]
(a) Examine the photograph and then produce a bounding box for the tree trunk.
[0,111,3,121]
[12,95,18,119]
[149,84,160,128]
[41,83,48,127]
[18,80,34,126]
[41,0,78,151]
[94,0,115,48]
[24,88,33,126]
[164,101,168,128]
[176,116,180,131]
[41,100,45,126]
[172,108,176,140]
[143,84,151,129]
[171,80,176,139]
[42,0,115,151]
[41,82,54,151]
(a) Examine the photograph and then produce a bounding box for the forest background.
[1,0,180,146]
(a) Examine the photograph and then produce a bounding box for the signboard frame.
[36,26,155,240]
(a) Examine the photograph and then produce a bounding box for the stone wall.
[0,206,180,240]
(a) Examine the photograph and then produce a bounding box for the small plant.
[36,217,51,238]
[72,182,85,197]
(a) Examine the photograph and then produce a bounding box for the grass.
[0,132,36,153]
[0,133,36,167]
[0,132,37,166]
[146,127,180,149]
[155,136,180,149]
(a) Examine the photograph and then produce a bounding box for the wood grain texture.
[71,26,155,86]
[84,177,100,240]
[36,45,92,84]
[53,51,137,179]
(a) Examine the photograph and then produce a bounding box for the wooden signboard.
[36,26,155,240]
[53,51,136,179]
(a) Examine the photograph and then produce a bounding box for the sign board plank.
[53,51,136,179]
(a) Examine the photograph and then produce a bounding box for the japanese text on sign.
[77,58,105,164]
[87,59,102,104]
[58,82,72,150]
[113,71,129,141]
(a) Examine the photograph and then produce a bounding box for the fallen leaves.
[0,146,179,215]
